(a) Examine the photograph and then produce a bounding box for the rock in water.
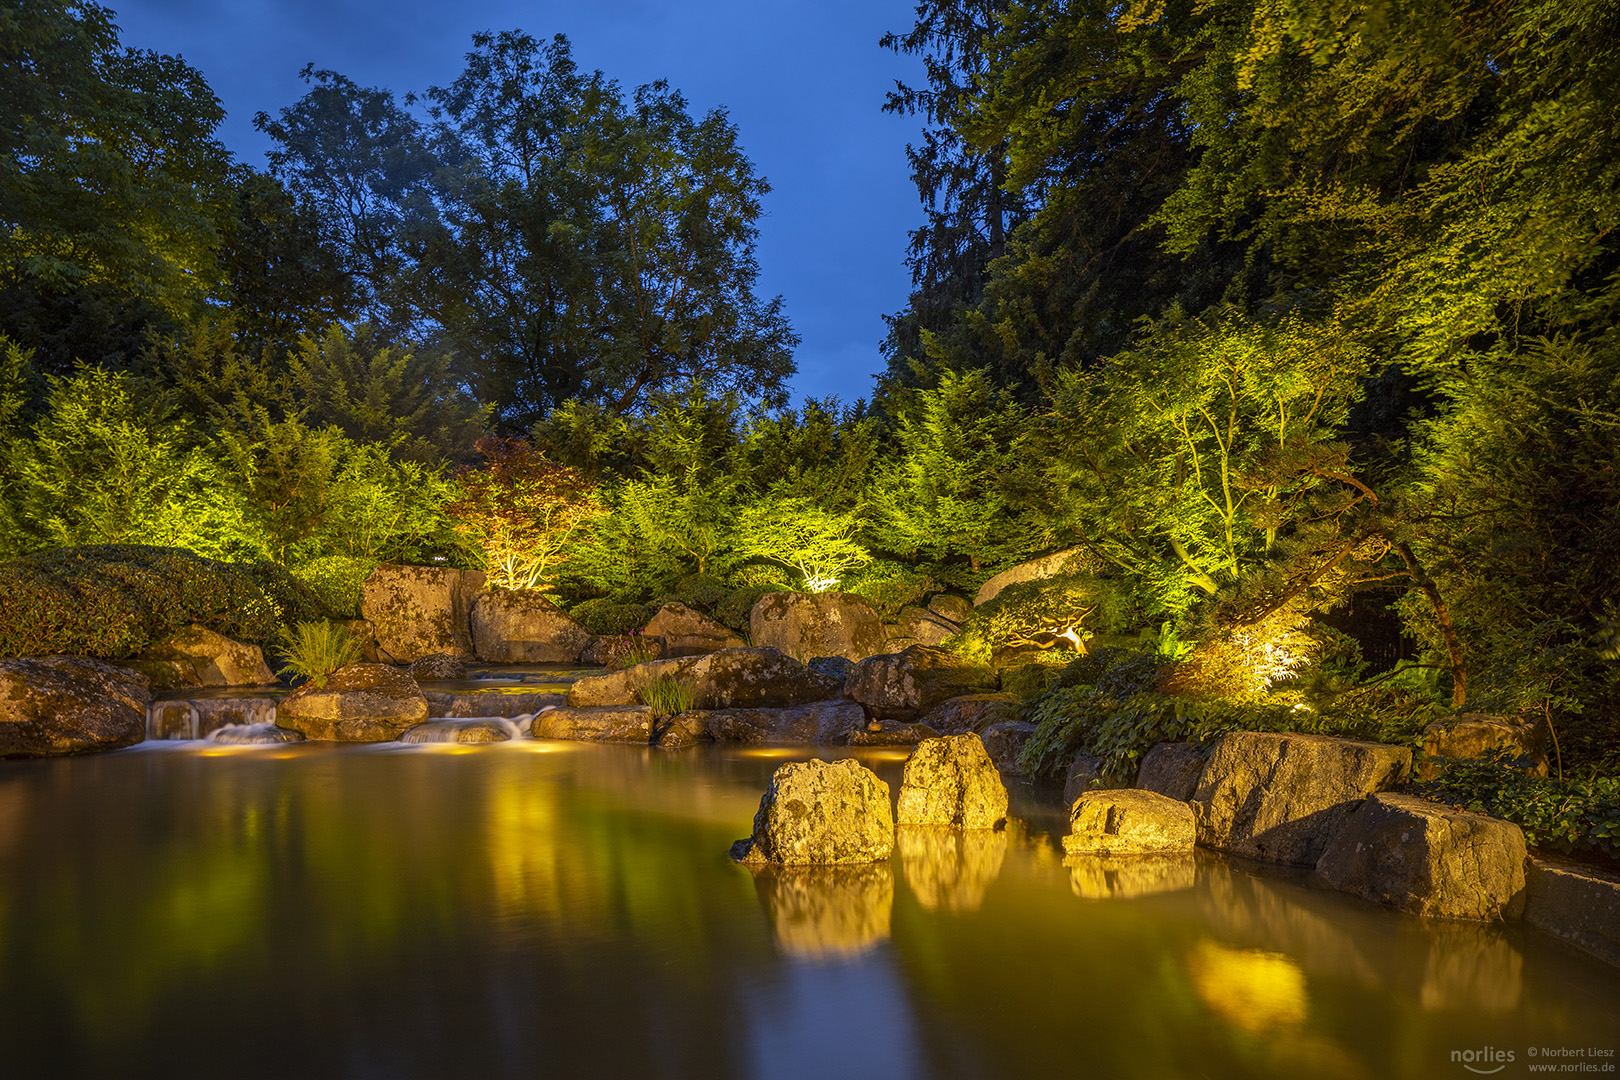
[130,623,277,688]
[531,705,654,743]
[694,700,865,744]
[749,592,887,662]
[1192,731,1412,866]
[0,657,151,757]
[895,733,1008,829]
[1135,741,1207,801]
[408,652,468,681]
[275,663,429,742]
[1064,789,1196,856]
[845,722,939,746]
[642,602,745,657]
[730,758,894,864]
[1315,792,1528,921]
[469,589,593,663]
[843,646,996,721]
[361,564,485,662]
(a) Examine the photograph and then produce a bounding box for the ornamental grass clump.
[276,620,363,688]
[637,674,695,718]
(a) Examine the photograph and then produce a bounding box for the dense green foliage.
[0,545,327,659]
[1412,756,1620,864]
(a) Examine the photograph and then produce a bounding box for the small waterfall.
[146,698,279,741]
[207,722,303,745]
[398,716,529,744]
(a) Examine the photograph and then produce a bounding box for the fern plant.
[276,620,363,688]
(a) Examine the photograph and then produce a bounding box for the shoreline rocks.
[643,602,744,657]
[568,648,839,710]
[1192,731,1412,866]
[129,624,277,689]
[843,646,996,722]
[1316,792,1527,921]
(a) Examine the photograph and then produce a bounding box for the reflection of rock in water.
[746,863,895,961]
[1196,858,1381,987]
[1186,939,1308,1034]
[1420,923,1523,1013]
[1065,854,1195,900]
[897,825,1007,912]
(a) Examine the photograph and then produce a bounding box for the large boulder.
[1192,731,1412,866]
[1064,789,1197,856]
[896,733,1008,829]
[1136,741,1208,801]
[275,663,428,742]
[750,592,886,662]
[843,645,996,721]
[567,648,838,709]
[695,700,866,744]
[973,547,1089,606]
[0,657,151,757]
[926,594,973,625]
[1419,713,1548,779]
[730,758,894,864]
[530,705,654,743]
[1316,793,1528,921]
[981,720,1038,777]
[469,589,592,663]
[361,564,485,663]
[128,624,276,688]
[643,602,744,657]
[917,692,1020,736]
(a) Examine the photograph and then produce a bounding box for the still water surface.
[0,741,1615,1079]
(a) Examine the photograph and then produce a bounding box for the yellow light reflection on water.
[1187,939,1308,1033]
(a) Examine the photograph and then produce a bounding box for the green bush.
[570,598,653,636]
[274,620,363,688]
[291,555,379,619]
[955,574,1143,665]
[1017,647,1442,781]
[1410,755,1620,863]
[843,559,934,618]
[714,586,771,633]
[0,544,329,659]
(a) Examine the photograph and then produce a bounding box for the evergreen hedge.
[0,545,328,659]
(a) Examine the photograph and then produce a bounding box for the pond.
[0,741,1614,1079]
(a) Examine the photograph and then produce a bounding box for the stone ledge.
[1525,858,1620,967]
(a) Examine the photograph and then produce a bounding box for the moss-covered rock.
[0,656,152,756]
[843,645,996,721]
[731,758,895,865]
[750,592,886,662]
[360,564,485,662]
[275,663,428,742]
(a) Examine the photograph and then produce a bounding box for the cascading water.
[147,697,279,740]
[396,715,535,744]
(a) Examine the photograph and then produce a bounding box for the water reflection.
[743,862,895,960]
[1186,940,1309,1033]
[1065,854,1195,900]
[0,743,1609,1080]
[896,825,1006,912]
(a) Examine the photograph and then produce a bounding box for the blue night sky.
[109,0,930,406]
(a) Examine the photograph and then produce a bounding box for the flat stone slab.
[1064,789,1196,856]
[1525,859,1620,967]
[424,690,565,718]
[694,701,865,744]
[1316,792,1527,921]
